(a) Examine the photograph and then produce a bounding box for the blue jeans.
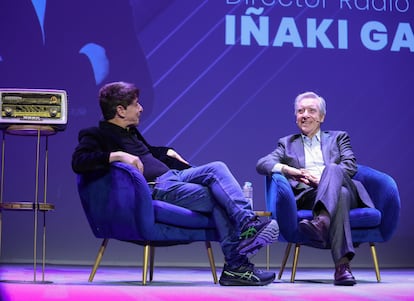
[152,161,255,267]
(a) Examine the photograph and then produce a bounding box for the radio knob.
[49,108,58,117]
[4,107,13,116]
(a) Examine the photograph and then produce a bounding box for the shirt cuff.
[272,163,285,173]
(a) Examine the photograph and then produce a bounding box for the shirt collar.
[301,130,321,145]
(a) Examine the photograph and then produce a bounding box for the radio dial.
[49,108,58,117]
[4,107,13,116]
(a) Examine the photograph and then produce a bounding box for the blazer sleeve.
[136,129,191,170]
[71,127,115,174]
[256,137,289,175]
[333,131,357,177]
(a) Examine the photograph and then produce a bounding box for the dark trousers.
[298,163,359,263]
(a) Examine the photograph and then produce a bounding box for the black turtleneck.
[103,122,170,181]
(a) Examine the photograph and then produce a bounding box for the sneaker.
[219,263,275,286]
[237,218,279,257]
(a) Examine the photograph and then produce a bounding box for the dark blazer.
[72,121,190,174]
[256,130,374,208]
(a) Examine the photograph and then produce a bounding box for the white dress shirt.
[271,131,325,181]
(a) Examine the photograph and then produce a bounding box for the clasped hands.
[283,165,319,187]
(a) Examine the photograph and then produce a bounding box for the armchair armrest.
[265,173,300,242]
[353,164,401,241]
[77,162,155,240]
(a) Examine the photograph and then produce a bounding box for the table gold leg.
[32,129,42,282]
[1,126,55,283]
[0,132,5,257]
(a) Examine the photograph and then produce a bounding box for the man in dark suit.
[256,91,374,286]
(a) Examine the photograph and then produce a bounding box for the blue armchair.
[77,162,220,285]
[265,164,401,282]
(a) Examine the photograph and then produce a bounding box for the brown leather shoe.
[334,263,356,286]
[298,216,329,248]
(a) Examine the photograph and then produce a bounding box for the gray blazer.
[256,130,374,208]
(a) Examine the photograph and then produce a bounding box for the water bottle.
[242,181,253,210]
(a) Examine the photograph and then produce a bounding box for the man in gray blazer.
[256,91,374,286]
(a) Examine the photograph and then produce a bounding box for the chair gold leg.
[89,239,108,282]
[142,244,150,285]
[278,243,292,279]
[149,246,155,282]
[205,241,218,284]
[291,243,301,283]
[370,242,381,282]
[266,244,270,271]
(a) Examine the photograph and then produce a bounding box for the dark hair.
[99,81,140,120]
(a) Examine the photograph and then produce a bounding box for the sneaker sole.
[237,220,279,257]
[219,274,275,286]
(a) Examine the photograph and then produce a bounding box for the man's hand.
[167,149,189,165]
[299,169,319,187]
[282,165,305,181]
[110,151,144,173]
[282,165,319,187]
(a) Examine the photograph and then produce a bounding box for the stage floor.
[1,264,413,300]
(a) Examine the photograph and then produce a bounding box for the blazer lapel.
[321,131,331,164]
[292,135,305,168]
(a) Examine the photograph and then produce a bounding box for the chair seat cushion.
[297,207,382,228]
[153,200,216,229]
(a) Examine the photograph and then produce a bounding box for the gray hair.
[294,91,326,116]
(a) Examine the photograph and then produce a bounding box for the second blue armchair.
[264,164,400,282]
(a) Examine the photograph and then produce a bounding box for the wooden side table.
[254,211,272,270]
[0,125,56,283]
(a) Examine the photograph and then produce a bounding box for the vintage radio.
[0,88,68,131]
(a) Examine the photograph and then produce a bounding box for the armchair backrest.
[77,162,155,240]
[352,165,401,241]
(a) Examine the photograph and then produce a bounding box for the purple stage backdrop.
[0,1,412,268]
